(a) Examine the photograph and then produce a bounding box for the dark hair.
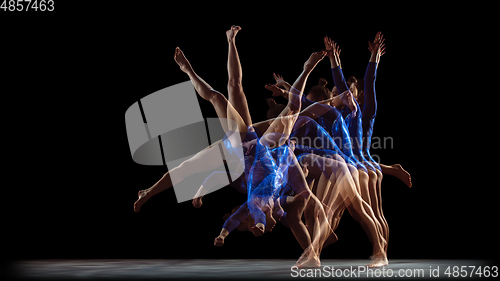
[307,78,332,102]
[266,98,286,119]
[347,76,357,88]
[223,205,254,231]
[347,76,364,104]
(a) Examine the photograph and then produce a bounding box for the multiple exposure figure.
[133,26,411,268]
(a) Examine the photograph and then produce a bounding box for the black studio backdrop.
[7,4,497,261]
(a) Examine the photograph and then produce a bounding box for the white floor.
[12,259,498,280]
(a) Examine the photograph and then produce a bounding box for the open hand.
[324,37,342,68]
[368,32,386,57]
[265,84,287,97]
[303,50,326,71]
[273,73,289,89]
[332,41,341,59]
[324,36,335,58]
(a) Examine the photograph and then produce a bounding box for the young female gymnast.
[134,26,337,267]
[134,26,346,213]
[360,32,390,254]
[209,45,387,266]
[321,36,389,255]
[180,45,337,265]
[189,28,385,266]
[266,77,387,267]
[266,35,395,266]
[195,30,406,265]
[174,44,331,232]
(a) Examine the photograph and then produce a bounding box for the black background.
[4,3,497,262]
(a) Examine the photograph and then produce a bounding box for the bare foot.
[192,196,203,208]
[226,25,241,42]
[174,47,193,74]
[367,254,388,267]
[295,252,321,268]
[392,164,412,188]
[303,51,326,72]
[134,189,151,212]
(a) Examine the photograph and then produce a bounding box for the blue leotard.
[361,62,381,171]
[299,95,362,171]
[332,66,378,172]
[221,117,344,233]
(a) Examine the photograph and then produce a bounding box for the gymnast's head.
[306,78,334,105]
[347,75,364,102]
[330,76,364,106]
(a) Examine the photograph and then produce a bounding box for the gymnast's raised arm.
[271,72,354,121]
[259,51,327,149]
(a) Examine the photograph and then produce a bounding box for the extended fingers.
[379,38,386,55]
[265,84,281,95]
[324,36,332,46]
[333,42,341,54]
[380,46,386,56]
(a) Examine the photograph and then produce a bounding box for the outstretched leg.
[136,48,251,212]
[174,47,248,144]
[134,140,230,212]
[261,51,327,148]
[226,26,252,126]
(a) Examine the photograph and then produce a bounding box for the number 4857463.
[1,0,55,11]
